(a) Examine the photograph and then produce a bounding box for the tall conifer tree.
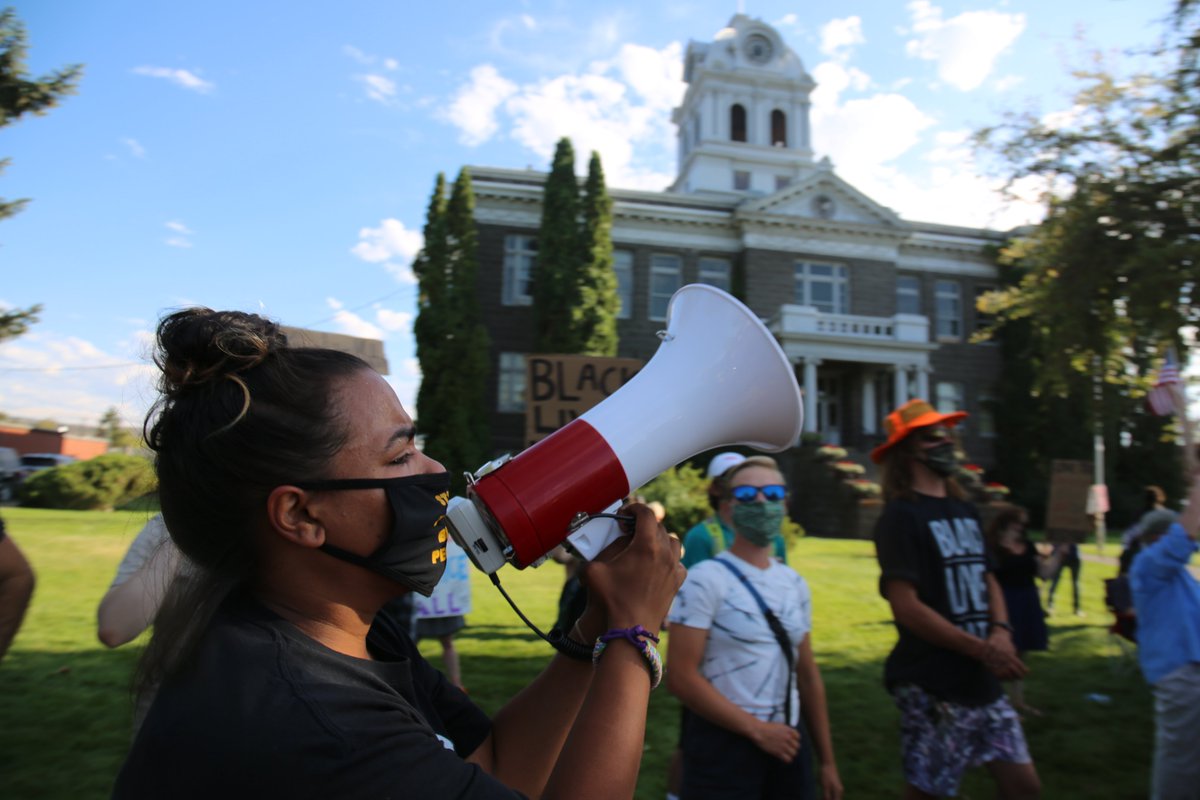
[533,138,582,352]
[413,173,448,451]
[577,151,618,356]
[412,170,491,492]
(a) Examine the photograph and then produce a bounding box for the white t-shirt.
[668,551,812,726]
[110,514,172,588]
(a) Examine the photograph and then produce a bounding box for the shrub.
[639,462,711,535]
[19,454,157,511]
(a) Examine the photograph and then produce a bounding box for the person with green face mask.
[667,456,842,800]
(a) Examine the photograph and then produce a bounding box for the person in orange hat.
[872,399,1042,799]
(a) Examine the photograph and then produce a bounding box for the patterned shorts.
[893,684,1031,797]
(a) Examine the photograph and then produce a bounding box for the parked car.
[16,453,78,483]
[0,447,20,502]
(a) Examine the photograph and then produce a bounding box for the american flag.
[1147,351,1182,416]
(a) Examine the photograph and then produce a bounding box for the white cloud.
[442,64,518,146]
[521,14,538,31]
[357,74,397,104]
[344,45,373,65]
[326,298,384,340]
[132,65,214,93]
[0,331,157,427]
[351,219,422,284]
[164,220,194,248]
[165,237,192,248]
[820,17,865,59]
[383,58,399,71]
[775,13,800,28]
[376,308,413,333]
[903,0,1025,91]
[165,220,193,235]
[121,137,145,158]
[441,42,684,190]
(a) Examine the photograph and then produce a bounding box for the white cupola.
[670,15,816,197]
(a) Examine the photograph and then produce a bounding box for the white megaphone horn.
[446,284,804,575]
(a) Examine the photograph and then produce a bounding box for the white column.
[893,364,909,409]
[862,372,878,434]
[916,365,931,401]
[803,358,821,434]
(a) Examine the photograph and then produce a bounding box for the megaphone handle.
[565,501,629,561]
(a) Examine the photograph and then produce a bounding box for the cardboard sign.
[524,354,643,446]
[415,538,471,619]
[1045,459,1095,543]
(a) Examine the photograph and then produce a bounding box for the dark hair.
[879,430,965,502]
[136,308,370,696]
[1143,485,1166,511]
[984,504,1028,556]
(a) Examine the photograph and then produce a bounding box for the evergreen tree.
[533,138,582,352]
[412,173,449,451]
[0,9,82,342]
[576,151,619,356]
[412,170,490,493]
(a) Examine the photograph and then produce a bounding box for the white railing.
[769,305,929,343]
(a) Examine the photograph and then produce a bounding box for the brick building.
[463,15,1008,467]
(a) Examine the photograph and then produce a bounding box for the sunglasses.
[919,429,952,443]
[731,484,787,503]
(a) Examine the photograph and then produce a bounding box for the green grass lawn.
[0,508,1154,799]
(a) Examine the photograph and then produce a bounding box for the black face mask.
[920,442,959,478]
[294,472,452,596]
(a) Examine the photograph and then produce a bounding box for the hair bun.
[155,308,287,392]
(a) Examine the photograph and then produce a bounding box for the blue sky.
[0,0,1176,430]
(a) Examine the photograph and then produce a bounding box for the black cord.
[489,573,592,661]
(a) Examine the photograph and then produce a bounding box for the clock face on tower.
[744,34,773,65]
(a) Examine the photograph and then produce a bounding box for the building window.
[771,109,787,147]
[614,250,634,320]
[733,170,751,191]
[649,254,682,320]
[974,285,996,334]
[775,175,791,191]
[897,275,921,315]
[502,235,536,306]
[794,261,849,314]
[693,114,701,146]
[498,352,526,413]
[698,257,731,292]
[976,393,996,438]
[936,381,964,417]
[731,104,747,142]
[935,280,962,339]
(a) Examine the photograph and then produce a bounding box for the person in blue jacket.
[1129,474,1200,800]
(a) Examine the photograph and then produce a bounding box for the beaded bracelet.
[592,625,663,689]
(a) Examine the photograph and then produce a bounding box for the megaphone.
[447,284,803,574]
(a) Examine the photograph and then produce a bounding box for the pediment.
[738,171,904,228]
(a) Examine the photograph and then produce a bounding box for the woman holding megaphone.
[113,308,685,799]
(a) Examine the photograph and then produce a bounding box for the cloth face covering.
[920,442,959,478]
[732,500,786,547]
[294,472,452,596]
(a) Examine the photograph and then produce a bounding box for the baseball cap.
[706,452,747,480]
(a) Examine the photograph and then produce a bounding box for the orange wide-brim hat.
[870,398,967,463]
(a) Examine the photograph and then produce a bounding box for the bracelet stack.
[593,625,663,689]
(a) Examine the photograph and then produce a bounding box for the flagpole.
[1092,358,1107,554]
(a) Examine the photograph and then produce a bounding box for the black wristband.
[989,620,1014,634]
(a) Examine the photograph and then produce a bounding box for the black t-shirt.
[874,493,1001,706]
[113,594,525,799]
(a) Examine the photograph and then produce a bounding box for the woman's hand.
[748,719,800,763]
[580,503,684,635]
[819,762,844,800]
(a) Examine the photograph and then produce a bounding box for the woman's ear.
[266,485,325,549]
